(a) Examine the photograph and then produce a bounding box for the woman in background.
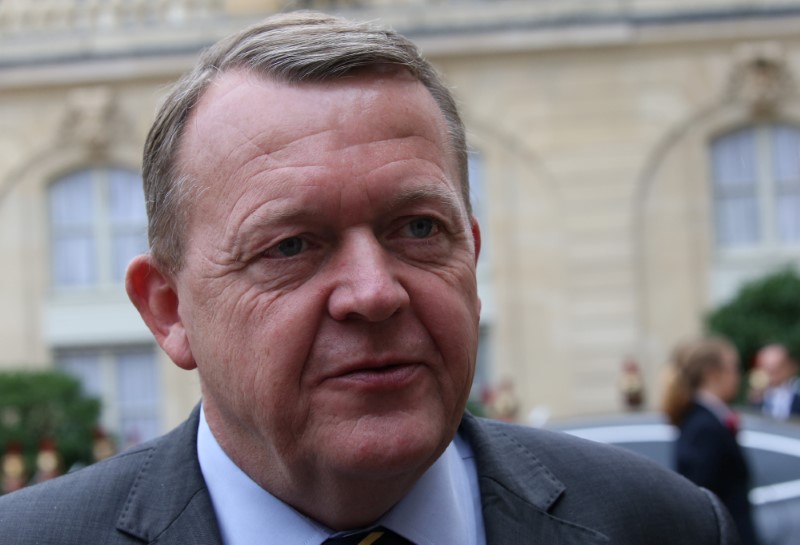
[662,337,760,545]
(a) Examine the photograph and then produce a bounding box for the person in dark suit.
[0,12,740,545]
[663,337,760,545]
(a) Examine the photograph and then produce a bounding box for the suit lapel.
[112,407,608,544]
[460,414,609,545]
[115,406,223,544]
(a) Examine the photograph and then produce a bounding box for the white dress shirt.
[197,407,486,545]
[763,378,799,420]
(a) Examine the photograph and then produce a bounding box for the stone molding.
[728,41,796,115]
[0,0,224,33]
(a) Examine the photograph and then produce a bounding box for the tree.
[706,267,800,367]
[0,370,101,478]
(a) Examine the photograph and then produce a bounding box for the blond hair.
[662,337,736,426]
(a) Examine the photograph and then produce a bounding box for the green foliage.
[466,397,487,417]
[706,267,800,367]
[0,370,100,475]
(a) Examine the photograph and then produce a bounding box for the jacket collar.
[114,407,608,544]
[115,405,223,544]
[459,413,610,544]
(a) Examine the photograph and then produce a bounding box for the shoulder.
[0,412,199,544]
[0,442,154,542]
[472,416,678,483]
[679,403,725,436]
[463,416,739,544]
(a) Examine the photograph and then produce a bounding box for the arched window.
[711,124,800,249]
[48,167,147,288]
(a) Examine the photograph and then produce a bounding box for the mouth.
[329,362,423,390]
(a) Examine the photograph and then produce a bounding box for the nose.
[327,231,410,322]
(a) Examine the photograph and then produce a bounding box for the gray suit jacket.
[0,407,739,544]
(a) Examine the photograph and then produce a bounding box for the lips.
[326,361,423,390]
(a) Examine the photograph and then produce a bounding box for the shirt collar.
[197,406,478,545]
[696,390,734,423]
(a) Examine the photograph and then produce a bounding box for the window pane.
[776,191,800,242]
[712,129,758,188]
[49,171,97,287]
[715,196,760,246]
[49,167,148,287]
[771,125,800,183]
[771,125,800,242]
[711,129,759,247]
[56,346,161,449]
[469,150,490,273]
[116,348,160,445]
[57,350,102,397]
[52,235,96,286]
[49,171,94,228]
[468,151,486,220]
[108,168,146,224]
[108,168,148,281]
[111,234,148,281]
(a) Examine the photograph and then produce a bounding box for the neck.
[698,388,727,406]
[203,404,440,531]
[287,474,418,530]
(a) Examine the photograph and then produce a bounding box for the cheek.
[191,284,327,406]
[415,279,480,391]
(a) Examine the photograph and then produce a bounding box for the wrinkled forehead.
[184,67,442,146]
[174,67,463,222]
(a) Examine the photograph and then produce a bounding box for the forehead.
[178,68,455,178]
[175,68,462,232]
[760,346,787,365]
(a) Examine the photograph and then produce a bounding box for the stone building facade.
[1,0,799,442]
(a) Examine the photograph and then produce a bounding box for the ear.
[470,215,482,316]
[471,215,482,264]
[125,255,196,370]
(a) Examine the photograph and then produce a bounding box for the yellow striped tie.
[322,526,412,545]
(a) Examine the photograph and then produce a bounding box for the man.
[0,12,740,545]
[755,343,800,420]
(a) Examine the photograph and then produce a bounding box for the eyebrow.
[385,184,467,222]
[226,199,318,261]
[228,183,468,259]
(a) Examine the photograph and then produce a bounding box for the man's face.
[172,70,480,498]
[759,346,797,387]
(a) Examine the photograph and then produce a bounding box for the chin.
[333,411,451,478]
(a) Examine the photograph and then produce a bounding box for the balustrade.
[0,0,226,33]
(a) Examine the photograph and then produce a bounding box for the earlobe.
[125,255,196,370]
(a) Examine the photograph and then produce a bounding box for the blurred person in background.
[754,344,800,421]
[663,337,760,545]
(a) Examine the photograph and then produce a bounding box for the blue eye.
[408,218,435,238]
[276,237,305,257]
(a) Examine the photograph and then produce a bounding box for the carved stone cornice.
[57,86,126,157]
[728,41,794,115]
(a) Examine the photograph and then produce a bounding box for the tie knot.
[322,526,412,545]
